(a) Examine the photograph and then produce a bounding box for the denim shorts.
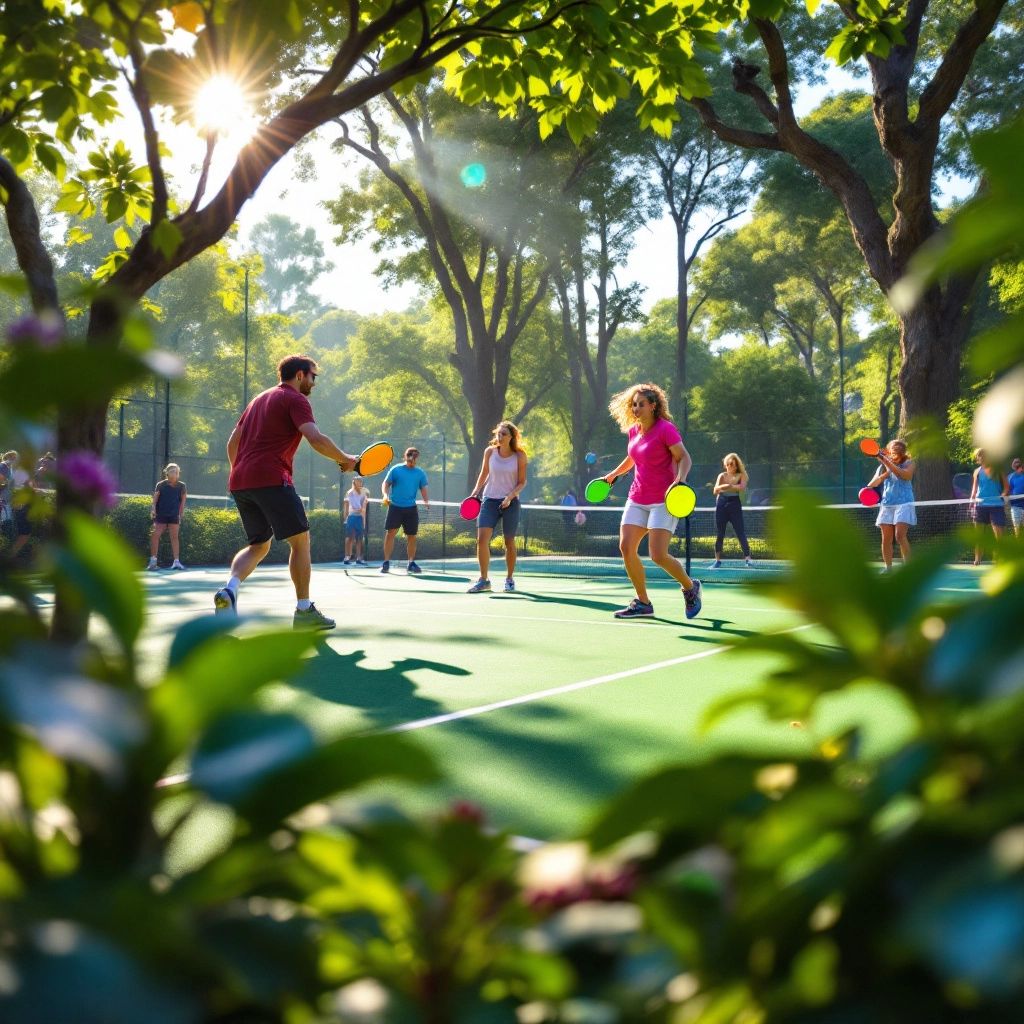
[478,497,520,536]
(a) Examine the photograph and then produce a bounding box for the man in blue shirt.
[1009,456,1024,537]
[381,447,430,574]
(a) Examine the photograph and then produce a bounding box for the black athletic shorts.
[384,503,419,536]
[154,514,180,525]
[231,484,308,544]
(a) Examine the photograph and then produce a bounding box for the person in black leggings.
[711,452,753,568]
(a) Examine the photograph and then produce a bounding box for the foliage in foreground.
[2,112,1024,1024]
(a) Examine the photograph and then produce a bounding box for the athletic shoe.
[171,560,185,570]
[408,561,422,574]
[683,579,702,619]
[709,559,722,569]
[614,598,654,618]
[467,578,491,593]
[147,558,158,571]
[380,560,390,574]
[293,603,336,631]
[745,557,754,567]
[504,578,515,593]
[214,587,237,615]
[356,558,367,566]
[343,556,352,565]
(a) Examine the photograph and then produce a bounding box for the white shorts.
[876,502,917,527]
[621,499,679,533]
[1011,504,1024,528]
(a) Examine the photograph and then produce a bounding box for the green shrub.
[105,497,343,566]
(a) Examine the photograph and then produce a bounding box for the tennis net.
[351,496,993,582]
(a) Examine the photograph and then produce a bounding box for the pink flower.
[6,312,63,349]
[60,451,119,509]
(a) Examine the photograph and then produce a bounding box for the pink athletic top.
[627,417,682,505]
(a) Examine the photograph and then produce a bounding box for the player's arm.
[151,487,159,519]
[179,484,187,515]
[471,449,491,497]
[420,484,430,509]
[226,427,240,468]
[736,471,749,491]
[382,469,392,501]
[969,468,979,501]
[606,455,634,482]
[867,464,887,487]
[298,422,357,471]
[343,496,350,518]
[712,472,726,496]
[668,441,692,485]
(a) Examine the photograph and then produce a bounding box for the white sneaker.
[171,560,185,570]
[745,557,754,567]
[146,557,158,571]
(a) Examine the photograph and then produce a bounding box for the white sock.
[225,576,240,594]
[296,599,312,611]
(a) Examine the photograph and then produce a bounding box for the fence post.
[441,431,447,570]
[117,402,125,487]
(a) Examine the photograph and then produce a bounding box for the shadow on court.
[285,643,471,726]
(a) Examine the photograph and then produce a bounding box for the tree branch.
[0,156,61,313]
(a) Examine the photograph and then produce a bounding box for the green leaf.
[0,346,152,416]
[149,631,319,758]
[232,733,439,832]
[54,513,144,650]
[151,219,183,260]
[190,712,317,805]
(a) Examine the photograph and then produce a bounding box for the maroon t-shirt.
[228,384,315,491]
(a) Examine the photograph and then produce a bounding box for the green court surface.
[136,561,979,842]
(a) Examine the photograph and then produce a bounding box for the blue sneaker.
[467,578,491,593]
[214,587,237,615]
[683,579,702,619]
[408,561,422,574]
[614,598,654,619]
[709,559,722,569]
[380,561,390,574]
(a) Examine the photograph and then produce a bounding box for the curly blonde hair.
[722,452,747,475]
[608,383,673,433]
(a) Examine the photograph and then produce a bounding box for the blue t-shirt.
[385,464,428,507]
[1008,470,1024,505]
[977,468,1004,506]
[881,464,914,506]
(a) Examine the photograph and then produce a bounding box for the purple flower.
[60,451,119,509]
[5,311,64,349]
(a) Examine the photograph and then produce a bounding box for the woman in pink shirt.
[598,383,702,620]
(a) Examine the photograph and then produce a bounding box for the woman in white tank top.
[466,421,528,594]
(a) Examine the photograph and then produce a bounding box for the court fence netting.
[93,493,1008,581]
[342,496,998,582]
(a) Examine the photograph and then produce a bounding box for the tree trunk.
[897,296,970,500]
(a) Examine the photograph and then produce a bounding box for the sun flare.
[192,74,257,143]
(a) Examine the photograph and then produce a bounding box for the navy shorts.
[345,514,364,539]
[384,503,419,536]
[154,514,180,525]
[231,485,308,544]
[12,506,31,537]
[973,504,1006,528]
[478,497,520,537]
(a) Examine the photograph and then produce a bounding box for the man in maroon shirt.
[215,354,357,629]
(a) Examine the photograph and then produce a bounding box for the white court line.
[382,623,816,735]
[155,622,815,789]
[375,604,798,628]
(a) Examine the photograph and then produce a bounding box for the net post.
[683,396,692,576]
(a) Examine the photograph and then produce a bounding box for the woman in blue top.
[1008,456,1024,537]
[969,447,1008,564]
[865,439,915,572]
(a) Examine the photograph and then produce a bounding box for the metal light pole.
[242,265,250,411]
[839,337,846,502]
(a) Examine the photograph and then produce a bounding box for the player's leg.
[879,523,895,568]
[713,502,727,560]
[286,529,312,601]
[618,521,650,603]
[502,500,520,585]
[168,523,181,561]
[647,528,694,590]
[894,521,911,563]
